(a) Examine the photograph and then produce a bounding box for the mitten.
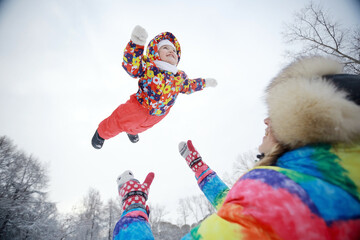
[117,170,154,214]
[205,78,218,87]
[117,170,135,189]
[130,25,148,46]
[179,140,211,180]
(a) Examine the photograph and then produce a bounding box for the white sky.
[0,0,359,223]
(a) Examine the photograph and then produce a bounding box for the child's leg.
[130,111,168,134]
[97,94,149,139]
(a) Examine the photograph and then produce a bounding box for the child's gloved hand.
[179,140,209,178]
[131,25,148,46]
[117,170,154,213]
[205,78,218,87]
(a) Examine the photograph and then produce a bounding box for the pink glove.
[179,140,210,179]
[118,171,154,212]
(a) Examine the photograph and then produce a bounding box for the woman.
[113,56,360,240]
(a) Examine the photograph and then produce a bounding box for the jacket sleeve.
[182,169,247,240]
[122,41,146,78]
[179,71,206,94]
[113,208,154,240]
[196,168,229,211]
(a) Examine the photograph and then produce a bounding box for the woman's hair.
[255,143,288,167]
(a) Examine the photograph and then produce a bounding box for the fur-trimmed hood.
[265,56,360,149]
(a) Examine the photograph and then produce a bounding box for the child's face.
[158,45,178,66]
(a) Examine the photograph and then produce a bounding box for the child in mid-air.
[91,25,217,149]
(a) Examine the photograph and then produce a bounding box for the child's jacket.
[113,143,360,240]
[122,32,206,116]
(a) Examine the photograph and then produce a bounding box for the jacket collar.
[153,60,178,74]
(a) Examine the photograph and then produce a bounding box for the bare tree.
[223,149,258,187]
[282,1,360,74]
[79,188,104,240]
[176,199,190,226]
[0,135,61,239]
[149,203,168,227]
[148,203,169,239]
[57,212,80,240]
[65,188,105,240]
[103,198,122,240]
[196,195,215,220]
[176,194,216,228]
[183,195,216,223]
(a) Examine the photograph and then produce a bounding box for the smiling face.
[258,117,278,154]
[158,45,178,65]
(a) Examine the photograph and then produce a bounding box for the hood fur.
[266,56,360,149]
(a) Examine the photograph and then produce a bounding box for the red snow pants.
[97,94,168,139]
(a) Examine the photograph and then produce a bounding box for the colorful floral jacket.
[113,143,360,240]
[122,32,206,116]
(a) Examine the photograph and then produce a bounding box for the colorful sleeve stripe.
[113,213,153,240]
[198,171,229,210]
[196,167,213,183]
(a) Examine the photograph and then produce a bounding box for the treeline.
[0,136,61,239]
[1,135,251,239]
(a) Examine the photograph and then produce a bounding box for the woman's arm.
[113,171,155,240]
[179,140,229,210]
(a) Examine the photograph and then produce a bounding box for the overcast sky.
[0,0,359,223]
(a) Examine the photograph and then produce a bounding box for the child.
[92,25,217,149]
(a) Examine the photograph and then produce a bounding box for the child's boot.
[127,133,139,143]
[92,130,105,149]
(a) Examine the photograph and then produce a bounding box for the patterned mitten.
[117,170,135,190]
[130,25,148,46]
[179,140,212,180]
[117,170,154,214]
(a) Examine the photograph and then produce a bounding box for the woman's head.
[257,56,360,166]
